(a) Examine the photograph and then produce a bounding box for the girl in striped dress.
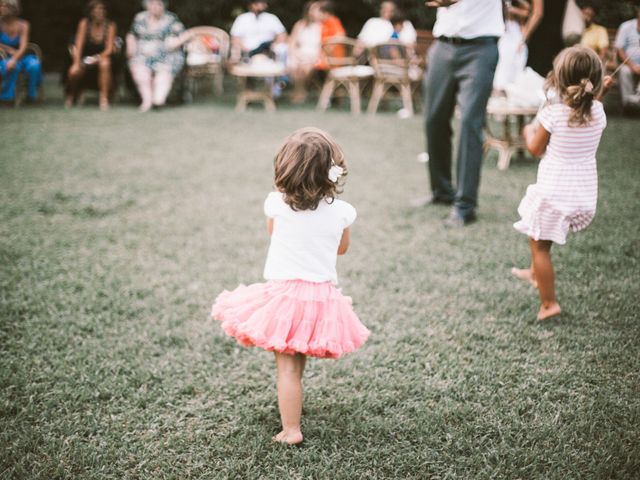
[512,45,607,321]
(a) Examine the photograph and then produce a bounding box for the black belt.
[438,36,499,45]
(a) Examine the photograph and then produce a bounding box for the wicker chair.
[182,26,230,101]
[367,41,422,115]
[317,37,374,115]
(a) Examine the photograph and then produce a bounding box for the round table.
[485,100,539,170]
[230,61,286,112]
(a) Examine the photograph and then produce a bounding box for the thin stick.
[611,56,631,77]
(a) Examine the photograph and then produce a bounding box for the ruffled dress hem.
[513,185,595,245]
[211,279,369,359]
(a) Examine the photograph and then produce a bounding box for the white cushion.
[330,65,374,79]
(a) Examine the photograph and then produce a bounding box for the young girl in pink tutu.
[512,45,608,321]
[211,127,370,445]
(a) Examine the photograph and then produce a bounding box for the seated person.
[230,0,287,64]
[390,13,415,56]
[65,0,117,110]
[288,2,321,103]
[580,1,608,60]
[614,5,640,111]
[126,0,185,112]
[357,1,416,48]
[0,0,42,104]
[315,0,345,71]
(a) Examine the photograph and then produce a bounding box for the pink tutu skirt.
[211,279,369,359]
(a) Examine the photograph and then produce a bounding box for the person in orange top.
[316,1,344,71]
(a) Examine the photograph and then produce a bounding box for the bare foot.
[139,102,152,113]
[511,267,537,288]
[272,429,303,445]
[99,97,110,112]
[64,96,74,109]
[537,302,561,321]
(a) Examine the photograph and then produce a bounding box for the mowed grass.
[1,92,639,479]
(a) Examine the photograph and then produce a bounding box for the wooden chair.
[7,42,44,106]
[367,41,422,115]
[182,26,230,101]
[317,37,374,115]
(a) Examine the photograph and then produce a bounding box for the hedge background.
[20,0,639,71]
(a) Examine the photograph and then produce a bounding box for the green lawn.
[1,93,639,479]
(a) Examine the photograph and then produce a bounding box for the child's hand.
[603,75,614,91]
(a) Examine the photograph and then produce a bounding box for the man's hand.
[631,63,640,76]
[426,0,460,7]
[6,58,17,71]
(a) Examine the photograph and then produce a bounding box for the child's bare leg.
[510,264,537,288]
[273,352,306,445]
[529,238,561,321]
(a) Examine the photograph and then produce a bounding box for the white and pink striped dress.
[514,101,607,245]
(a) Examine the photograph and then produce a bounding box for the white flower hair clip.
[328,162,344,183]
[584,80,594,94]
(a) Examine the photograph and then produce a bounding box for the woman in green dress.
[126,0,185,111]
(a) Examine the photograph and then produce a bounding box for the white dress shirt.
[230,11,286,51]
[433,0,504,39]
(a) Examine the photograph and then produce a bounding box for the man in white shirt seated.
[230,0,287,63]
[614,5,640,112]
[357,1,417,48]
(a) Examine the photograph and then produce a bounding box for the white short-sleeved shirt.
[358,18,417,47]
[614,19,640,65]
[263,192,356,284]
[230,12,286,51]
[433,0,504,39]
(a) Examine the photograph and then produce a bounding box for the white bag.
[562,0,585,44]
[504,67,546,108]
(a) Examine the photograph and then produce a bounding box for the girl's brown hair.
[273,127,347,211]
[545,45,604,126]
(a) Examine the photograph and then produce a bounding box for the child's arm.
[523,122,550,157]
[337,227,350,255]
[266,218,274,236]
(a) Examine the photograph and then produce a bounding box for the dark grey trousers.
[423,39,499,218]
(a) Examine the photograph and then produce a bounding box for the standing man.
[419,0,503,227]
